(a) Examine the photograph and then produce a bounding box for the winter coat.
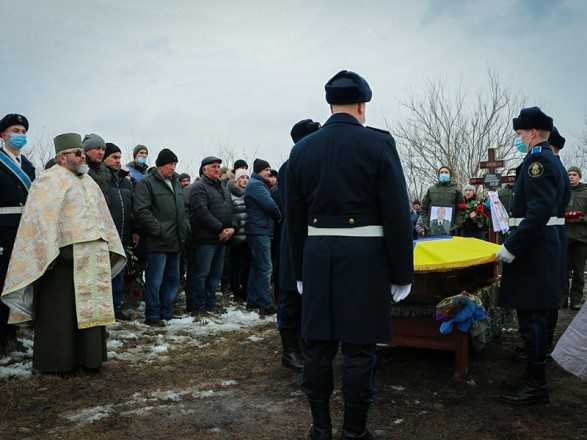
[229,182,248,245]
[244,173,281,236]
[127,160,149,183]
[189,175,234,246]
[87,161,112,198]
[499,142,567,310]
[277,160,296,291]
[133,169,187,253]
[421,181,465,234]
[566,182,587,244]
[105,167,134,246]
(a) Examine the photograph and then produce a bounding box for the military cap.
[548,126,566,150]
[54,133,83,154]
[0,113,29,132]
[513,107,553,131]
[325,70,372,105]
[290,119,321,143]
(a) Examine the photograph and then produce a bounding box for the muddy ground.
[1,306,586,440]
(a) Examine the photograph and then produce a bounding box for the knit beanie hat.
[233,159,248,172]
[156,148,178,167]
[133,144,148,158]
[104,142,121,159]
[82,133,105,151]
[253,158,271,174]
[235,168,249,181]
[568,166,582,178]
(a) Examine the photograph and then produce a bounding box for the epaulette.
[366,126,391,135]
[531,146,542,155]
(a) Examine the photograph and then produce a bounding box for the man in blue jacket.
[288,71,414,439]
[245,158,281,315]
[497,107,566,405]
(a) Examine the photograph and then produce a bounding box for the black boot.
[280,328,304,371]
[307,400,332,440]
[341,403,373,439]
[500,364,549,405]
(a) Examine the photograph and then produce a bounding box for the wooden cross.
[469,148,514,188]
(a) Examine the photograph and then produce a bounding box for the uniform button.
[349,218,355,225]
[313,218,318,224]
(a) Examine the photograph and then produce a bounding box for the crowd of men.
[1,69,587,438]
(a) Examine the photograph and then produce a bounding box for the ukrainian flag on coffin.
[413,237,500,272]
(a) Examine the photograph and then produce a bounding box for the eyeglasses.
[62,149,84,157]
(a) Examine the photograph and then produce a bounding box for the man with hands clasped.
[287,70,414,440]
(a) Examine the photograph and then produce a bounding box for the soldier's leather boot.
[307,400,332,440]
[340,403,373,439]
[501,364,549,405]
[280,328,304,371]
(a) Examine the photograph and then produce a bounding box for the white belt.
[508,217,565,227]
[0,206,23,215]
[308,225,384,237]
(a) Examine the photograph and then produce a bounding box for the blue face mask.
[439,174,450,183]
[8,133,27,150]
[136,157,147,165]
[514,137,528,154]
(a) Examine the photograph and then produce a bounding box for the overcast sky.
[2,0,586,174]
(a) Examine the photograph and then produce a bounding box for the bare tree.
[392,72,525,198]
[23,129,55,170]
[561,119,587,171]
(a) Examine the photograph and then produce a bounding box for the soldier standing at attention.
[497,107,565,405]
[287,70,414,439]
[0,114,35,355]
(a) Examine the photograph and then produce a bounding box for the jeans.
[144,252,180,321]
[190,244,226,313]
[112,267,126,314]
[246,235,273,308]
[302,340,377,404]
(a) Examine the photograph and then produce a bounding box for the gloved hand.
[391,284,412,303]
[496,245,515,263]
[296,281,303,295]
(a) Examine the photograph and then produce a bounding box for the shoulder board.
[531,146,542,155]
[365,126,391,135]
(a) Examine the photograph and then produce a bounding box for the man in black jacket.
[189,156,235,318]
[134,149,187,326]
[103,143,135,320]
[0,113,35,355]
[288,71,413,439]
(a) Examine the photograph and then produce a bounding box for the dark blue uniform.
[0,150,35,351]
[499,141,565,389]
[287,112,413,409]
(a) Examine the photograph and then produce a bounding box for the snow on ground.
[0,303,273,380]
[61,380,240,426]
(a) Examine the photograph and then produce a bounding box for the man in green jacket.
[565,166,587,310]
[134,148,187,326]
[421,166,465,236]
[83,133,111,196]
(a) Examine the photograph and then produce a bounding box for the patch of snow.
[221,380,238,386]
[152,344,169,354]
[247,335,264,342]
[0,362,32,379]
[64,405,114,425]
[393,418,404,425]
[391,385,405,392]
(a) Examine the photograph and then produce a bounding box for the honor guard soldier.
[287,71,414,439]
[497,107,566,405]
[0,114,36,355]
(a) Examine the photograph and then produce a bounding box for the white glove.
[496,245,515,263]
[391,284,412,303]
[296,281,303,295]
